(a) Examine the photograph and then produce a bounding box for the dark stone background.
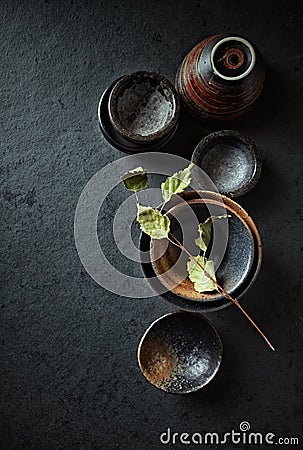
[1,0,302,448]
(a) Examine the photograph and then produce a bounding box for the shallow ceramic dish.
[138,311,223,394]
[191,130,262,197]
[139,191,262,313]
[98,71,180,153]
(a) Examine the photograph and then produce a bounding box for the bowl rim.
[211,36,256,81]
[191,130,262,198]
[137,310,223,394]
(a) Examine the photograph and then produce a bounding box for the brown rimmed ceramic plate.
[139,190,262,313]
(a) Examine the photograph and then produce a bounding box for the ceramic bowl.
[138,311,223,393]
[98,71,180,153]
[176,34,265,122]
[191,130,262,197]
[139,191,262,313]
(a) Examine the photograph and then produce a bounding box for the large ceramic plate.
[139,191,262,313]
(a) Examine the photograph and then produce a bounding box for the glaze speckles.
[191,130,262,197]
[116,81,174,136]
[139,337,182,390]
[202,144,253,191]
[138,312,223,394]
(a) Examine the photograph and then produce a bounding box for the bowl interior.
[138,311,222,393]
[151,198,255,302]
[111,72,177,139]
[192,132,260,197]
[211,36,255,80]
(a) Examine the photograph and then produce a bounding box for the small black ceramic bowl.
[98,71,180,153]
[191,130,262,197]
[138,311,223,394]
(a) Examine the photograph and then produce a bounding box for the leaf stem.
[134,192,139,205]
[169,232,275,351]
[167,236,182,249]
[159,201,166,214]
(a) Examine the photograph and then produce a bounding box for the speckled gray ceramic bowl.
[138,311,223,394]
[191,130,262,197]
[99,71,180,153]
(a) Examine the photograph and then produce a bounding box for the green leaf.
[195,219,212,253]
[187,256,217,293]
[161,163,194,202]
[121,167,147,192]
[195,215,231,253]
[137,205,170,239]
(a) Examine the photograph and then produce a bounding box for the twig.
[159,200,166,214]
[169,232,275,351]
[134,192,139,205]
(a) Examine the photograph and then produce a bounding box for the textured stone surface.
[1,0,302,448]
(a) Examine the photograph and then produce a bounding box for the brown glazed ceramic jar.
[176,34,265,122]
